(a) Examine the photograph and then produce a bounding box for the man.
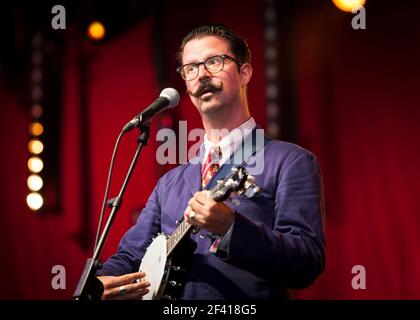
[96,24,326,300]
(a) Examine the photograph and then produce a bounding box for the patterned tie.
[201,146,222,253]
[201,146,222,189]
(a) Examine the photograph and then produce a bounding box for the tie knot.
[209,146,222,163]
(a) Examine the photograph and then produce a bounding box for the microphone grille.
[160,88,180,108]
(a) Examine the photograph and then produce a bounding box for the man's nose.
[197,63,211,80]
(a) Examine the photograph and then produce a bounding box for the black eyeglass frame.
[176,54,244,81]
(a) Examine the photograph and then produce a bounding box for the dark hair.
[178,23,251,65]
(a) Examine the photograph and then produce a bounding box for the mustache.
[187,81,223,98]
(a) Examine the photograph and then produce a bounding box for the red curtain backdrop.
[0,1,419,299]
[293,2,420,299]
[0,16,160,299]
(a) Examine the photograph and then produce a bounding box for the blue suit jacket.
[97,139,326,300]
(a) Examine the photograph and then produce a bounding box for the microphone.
[122,88,180,133]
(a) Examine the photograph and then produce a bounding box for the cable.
[93,131,124,253]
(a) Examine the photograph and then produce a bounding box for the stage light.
[28,156,44,173]
[87,21,106,40]
[28,139,44,155]
[27,174,43,192]
[26,192,44,211]
[31,104,43,118]
[29,122,44,136]
[32,85,43,101]
[27,32,47,213]
[332,0,366,12]
[264,0,281,139]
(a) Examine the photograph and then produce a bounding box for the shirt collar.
[203,117,256,165]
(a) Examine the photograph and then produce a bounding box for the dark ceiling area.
[0,1,154,87]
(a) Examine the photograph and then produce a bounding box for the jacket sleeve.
[218,151,326,289]
[96,179,162,276]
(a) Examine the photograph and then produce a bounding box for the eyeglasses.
[177,54,243,81]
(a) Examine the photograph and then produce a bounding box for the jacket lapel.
[183,162,202,196]
[183,144,205,196]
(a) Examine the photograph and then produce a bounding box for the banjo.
[138,166,261,300]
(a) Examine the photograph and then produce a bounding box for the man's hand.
[184,190,235,235]
[97,271,150,300]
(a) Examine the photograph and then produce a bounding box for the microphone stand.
[73,123,150,300]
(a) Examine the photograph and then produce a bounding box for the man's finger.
[113,288,150,300]
[193,191,209,205]
[113,271,146,286]
[189,198,206,214]
[109,280,150,298]
[194,191,215,206]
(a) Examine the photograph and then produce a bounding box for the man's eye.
[185,65,197,74]
[207,57,220,65]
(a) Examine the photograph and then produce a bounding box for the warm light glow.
[29,122,44,136]
[28,139,44,155]
[332,0,366,12]
[26,192,44,211]
[87,21,106,40]
[31,104,43,118]
[28,156,44,173]
[27,174,43,191]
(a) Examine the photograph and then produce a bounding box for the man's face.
[181,36,244,115]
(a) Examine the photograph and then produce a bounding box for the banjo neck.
[166,219,194,256]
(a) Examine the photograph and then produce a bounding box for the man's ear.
[240,63,253,86]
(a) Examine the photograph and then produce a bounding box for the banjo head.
[138,234,167,300]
